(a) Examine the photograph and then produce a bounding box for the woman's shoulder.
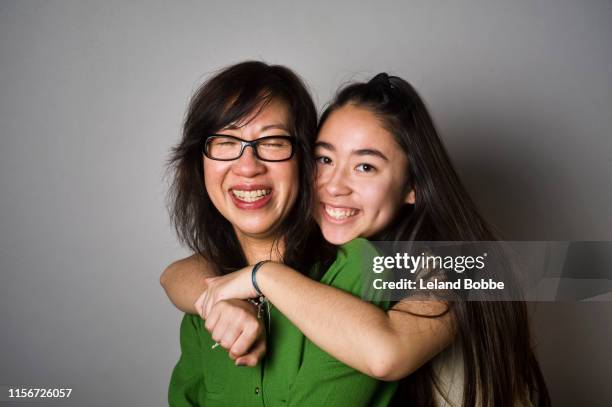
[319,238,379,295]
[328,237,378,268]
[337,237,378,260]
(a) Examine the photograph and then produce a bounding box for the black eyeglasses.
[203,134,296,162]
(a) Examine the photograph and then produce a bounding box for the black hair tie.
[370,72,391,87]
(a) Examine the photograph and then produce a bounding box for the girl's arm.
[201,262,455,381]
[160,254,213,314]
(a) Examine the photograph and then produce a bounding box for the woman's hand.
[204,298,266,366]
[195,266,258,319]
[193,265,270,366]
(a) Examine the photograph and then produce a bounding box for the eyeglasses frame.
[202,134,297,162]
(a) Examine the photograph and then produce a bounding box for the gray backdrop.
[1,1,611,405]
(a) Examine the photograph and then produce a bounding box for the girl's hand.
[205,299,266,366]
[195,266,257,320]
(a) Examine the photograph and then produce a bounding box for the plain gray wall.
[1,1,610,405]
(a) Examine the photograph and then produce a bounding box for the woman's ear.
[404,189,416,204]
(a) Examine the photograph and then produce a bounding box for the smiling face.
[315,104,415,245]
[203,98,298,242]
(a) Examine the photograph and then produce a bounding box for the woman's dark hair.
[168,61,333,275]
[319,73,550,407]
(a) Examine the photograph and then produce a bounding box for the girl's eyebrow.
[315,142,388,161]
[352,148,388,161]
[315,141,334,150]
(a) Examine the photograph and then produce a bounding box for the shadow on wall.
[443,106,609,241]
[530,302,612,407]
[440,106,612,405]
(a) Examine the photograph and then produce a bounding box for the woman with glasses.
[165,61,397,406]
[204,135,296,163]
[163,69,550,406]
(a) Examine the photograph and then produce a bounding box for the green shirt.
[168,238,397,406]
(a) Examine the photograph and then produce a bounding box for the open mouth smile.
[322,203,360,222]
[229,186,273,210]
[231,189,271,203]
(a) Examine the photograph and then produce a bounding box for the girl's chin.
[320,225,360,246]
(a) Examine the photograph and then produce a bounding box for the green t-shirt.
[168,238,397,406]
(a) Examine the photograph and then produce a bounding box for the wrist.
[252,261,283,297]
[251,261,268,297]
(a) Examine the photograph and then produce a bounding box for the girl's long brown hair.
[320,73,550,406]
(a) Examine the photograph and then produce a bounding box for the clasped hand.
[194,266,262,366]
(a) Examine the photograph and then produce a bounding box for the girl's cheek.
[360,181,390,204]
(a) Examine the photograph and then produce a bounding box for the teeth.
[325,205,357,220]
[232,189,271,202]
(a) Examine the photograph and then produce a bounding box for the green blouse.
[168,238,397,406]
